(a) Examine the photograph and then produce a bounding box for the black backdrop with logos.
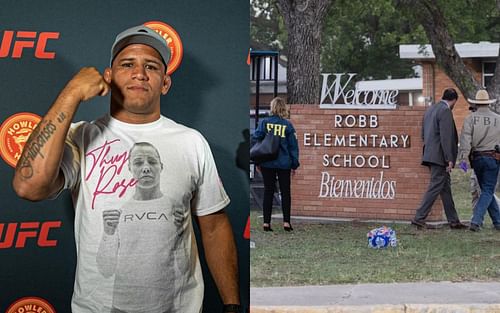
[0,1,249,312]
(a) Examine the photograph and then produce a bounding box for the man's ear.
[104,67,112,84]
[161,75,172,95]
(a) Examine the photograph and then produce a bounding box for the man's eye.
[134,161,143,166]
[145,64,158,70]
[147,158,158,165]
[121,63,133,68]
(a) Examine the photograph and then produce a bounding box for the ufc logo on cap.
[0,30,60,59]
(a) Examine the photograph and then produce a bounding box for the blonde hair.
[270,97,289,119]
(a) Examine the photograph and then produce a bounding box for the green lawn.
[250,170,500,287]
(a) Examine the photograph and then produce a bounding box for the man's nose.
[132,65,148,80]
[141,166,151,174]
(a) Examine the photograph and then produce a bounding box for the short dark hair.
[442,88,458,101]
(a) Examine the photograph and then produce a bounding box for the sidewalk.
[251,282,500,312]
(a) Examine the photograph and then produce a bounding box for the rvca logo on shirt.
[123,211,169,223]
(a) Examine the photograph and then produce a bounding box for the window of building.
[250,53,278,81]
[482,61,496,88]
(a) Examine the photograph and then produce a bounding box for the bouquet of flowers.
[367,226,397,249]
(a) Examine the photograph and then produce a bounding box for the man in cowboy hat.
[459,89,500,231]
[412,88,467,229]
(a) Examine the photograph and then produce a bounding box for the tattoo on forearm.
[25,120,56,159]
[16,119,57,179]
[56,112,66,123]
[18,157,34,179]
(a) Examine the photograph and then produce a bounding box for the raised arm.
[195,210,240,307]
[12,67,109,201]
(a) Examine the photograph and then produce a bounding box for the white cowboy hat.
[467,89,496,104]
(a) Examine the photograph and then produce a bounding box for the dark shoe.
[263,225,273,232]
[284,224,293,232]
[411,219,426,228]
[469,223,480,232]
[449,222,468,229]
[494,224,500,231]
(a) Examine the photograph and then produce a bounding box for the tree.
[396,0,500,111]
[276,0,333,104]
[321,0,427,80]
[251,0,499,106]
[251,0,285,51]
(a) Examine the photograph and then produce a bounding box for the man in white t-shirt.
[13,25,241,313]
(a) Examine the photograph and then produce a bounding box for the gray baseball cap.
[110,25,171,70]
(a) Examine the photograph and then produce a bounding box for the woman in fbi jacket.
[253,97,300,232]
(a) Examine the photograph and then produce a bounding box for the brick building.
[400,42,499,131]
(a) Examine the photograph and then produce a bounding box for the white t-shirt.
[60,115,230,313]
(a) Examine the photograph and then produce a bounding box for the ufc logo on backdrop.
[0,30,60,59]
[0,221,62,248]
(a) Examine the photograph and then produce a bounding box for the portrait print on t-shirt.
[61,116,229,312]
[96,142,186,313]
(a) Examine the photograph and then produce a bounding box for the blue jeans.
[471,156,500,226]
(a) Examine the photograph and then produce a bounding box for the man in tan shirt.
[458,90,500,232]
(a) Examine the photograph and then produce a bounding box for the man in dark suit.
[412,88,467,229]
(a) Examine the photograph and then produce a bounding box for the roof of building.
[400,42,499,59]
[355,77,422,91]
[250,50,279,56]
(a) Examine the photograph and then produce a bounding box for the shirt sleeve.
[439,107,456,163]
[191,134,230,216]
[287,123,300,169]
[458,115,473,161]
[251,118,267,145]
[60,122,84,191]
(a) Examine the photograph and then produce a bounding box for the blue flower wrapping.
[367,226,397,249]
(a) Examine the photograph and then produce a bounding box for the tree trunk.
[277,0,333,104]
[398,0,500,113]
[396,0,484,102]
[396,0,500,113]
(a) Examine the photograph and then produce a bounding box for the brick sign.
[290,105,444,221]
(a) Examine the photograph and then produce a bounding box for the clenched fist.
[64,67,110,102]
[102,209,121,235]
